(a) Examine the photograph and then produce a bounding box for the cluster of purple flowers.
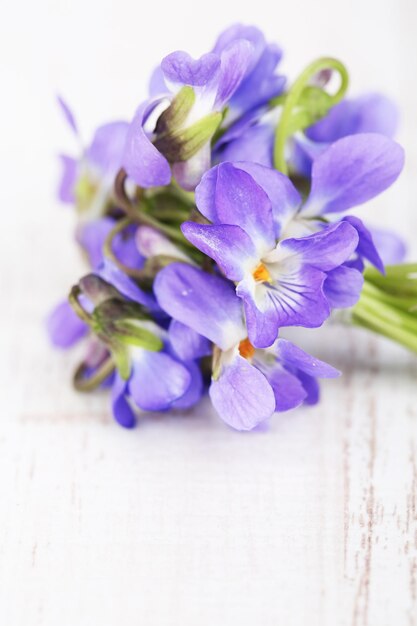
[48,24,408,431]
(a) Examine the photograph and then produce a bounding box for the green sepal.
[155,86,195,134]
[154,111,222,162]
[113,321,164,351]
[111,343,131,380]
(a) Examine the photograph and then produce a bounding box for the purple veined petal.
[365,225,407,265]
[171,360,204,410]
[97,258,157,310]
[323,264,364,308]
[46,299,88,348]
[275,338,341,378]
[296,370,320,405]
[302,133,405,216]
[181,222,257,281]
[214,39,254,109]
[342,216,384,273]
[261,363,307,412]
[168,319,212,361]
[129,350,191,411]
[111,373,136,428]
[234,162,302,239]
[136,225,190,261]
[209,353,276,431]
[57,154,78,204]
[230,45,285,114]
[154,263,246,351]
[149,66,168,96]
[122,98,172,188]
[57,95,79,136]
[217,125,274,169]
[172,144,211,191]
[277,221,359,272]
[237,265,330,347]
[306,93,399,143]
[86,121,129,178]
[161,50,220,88]
[196,163,275,251]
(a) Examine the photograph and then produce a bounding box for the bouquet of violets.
[48,24,417,431]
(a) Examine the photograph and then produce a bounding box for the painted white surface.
[1,0,416,624]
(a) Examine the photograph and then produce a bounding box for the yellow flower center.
[252,262,271,283]
[238,338,255,360]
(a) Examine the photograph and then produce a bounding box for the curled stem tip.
[273,57,349,175]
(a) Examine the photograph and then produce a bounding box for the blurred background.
[1,1,416,624]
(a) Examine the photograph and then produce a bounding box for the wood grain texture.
[1,0,416,624]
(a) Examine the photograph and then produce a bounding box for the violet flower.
[155,263,339,430]
[122,24,285,191]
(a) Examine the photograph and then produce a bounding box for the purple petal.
[214,40,254,109]
[218,125,274,169]
[342,216,384,272]
[57,155,77,204]
[98,258,157,310]
[171,361,204,410]
[213,24,266,60]
[263,365,307,412]
[303,133,405,216]
[234,162,302,238]
[129,350,191,411]
[149,66,168,96]
[289,134,328,178]
[161,51,220,87]
[307,94,399,143]
[181,222,257,281]
[366,225,407,265]
[209,354,275,430]
[196,163,275,250]
[279,221,359,271]
[154,263,245,350]
[123,99,171,188]
[296,371,320,405]
[230,45,285,113]
[168,320,212,361]
[86,121,129,178]
[237,266,330,347]
[323,264,364,308]
[78,217,144,271]
[57,95,78,135]
[275,339,340,378]
[76,218,115,270]
[46,300,88,348]
[111,373,136,428]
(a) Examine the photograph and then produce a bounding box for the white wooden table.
[1,1,416,624]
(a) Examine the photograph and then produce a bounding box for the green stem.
[103,217,150,280]
[273,57,349,174]
[68,285,93,324]
[352,282,417,354]
[114,168,191,247]
[73,357,115,392]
